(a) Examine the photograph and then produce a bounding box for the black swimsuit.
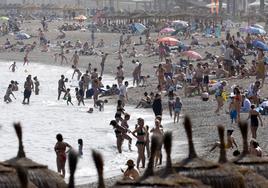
[251,114,259,127]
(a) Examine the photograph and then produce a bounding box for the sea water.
[0,61,188,185]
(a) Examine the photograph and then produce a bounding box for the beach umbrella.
[0,16,9,21]
[158,37,179,46]
[252,24,264,29]
[74,15,87,21]
[172,20,188,28]
[246,26,266,35]
[0,163,37,188]
[181,50,203,60]
[233,122,268,179]
[216,125,268,188]
[15,33,31,40]
[114,134,209,188]
[92,150,105,188]
[3,123,67,188]
[159,27,176,34]
[252,40,268,51]
[134,23,146,34]
[172,116,245,188]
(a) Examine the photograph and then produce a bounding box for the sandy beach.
[0,19,268,187]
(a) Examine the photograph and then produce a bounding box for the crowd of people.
[2,16,268,182]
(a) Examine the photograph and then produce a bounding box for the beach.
[0,19,268,187]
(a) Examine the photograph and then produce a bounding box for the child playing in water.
[9,62,17,72]
[173,97,182,123]
[210,129,238,152]
[75,87,85,106]
[95,99,108,111]
[33,76,40,95]
[121,113,132,151]
[78,138,83,156]
[115,100,125,121]
[66,88,73,105]
[4,84,16,103]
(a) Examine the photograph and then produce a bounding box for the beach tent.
[133,23,146,34]
[252,40,268,51]
[15,32,30,40]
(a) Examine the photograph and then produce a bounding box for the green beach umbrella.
[0,16,9,21]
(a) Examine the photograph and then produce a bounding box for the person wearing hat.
[122,159,140,181]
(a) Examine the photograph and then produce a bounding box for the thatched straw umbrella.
[3,123,67,188]
[0,161,37,188]
[92,150,105,188]
[233,122,268,179]
[216,125,268,188]
[173,116,245,188]
[114,134,209,188]
[68,150,78,188]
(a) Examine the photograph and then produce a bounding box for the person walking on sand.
[155,64,166,91]
[256,49,266,87]
[54,133,71,178]
[58,75,66,100]
[23,52,29,66]
[116,66,124,86]
[33,76,40,95]
[100,53,108,77]
[174,97,182,123]
[150,119,164,166]
[132,118,147,169]
[247,104,263,139]
[70,51,79,67]
[9,62,17,72]
[22,75,34,105]
[132,62,142,87]
[110,120,126,154]
[214,81,226,115]
[152,93,163,117]
[4,84,16,103]
[119,81,129,107]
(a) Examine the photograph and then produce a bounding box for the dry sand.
[1,20,268,187]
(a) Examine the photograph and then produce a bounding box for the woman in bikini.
[247,105,263,139]
[132,118,147,169]
[233,87,242,122]
[166,90,176,118]
[54,134,71,177]
[155,64,166,91]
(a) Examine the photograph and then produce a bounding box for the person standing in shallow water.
[33,76,40,95]
[22,75,34,104]
[132,118,147,169]
[54,134,71,178]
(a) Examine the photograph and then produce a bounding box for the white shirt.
[119,84,127,97]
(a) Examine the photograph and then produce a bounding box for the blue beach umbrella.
[15,32,31,40]
[252,40,268,51]
[247,26,266,35]
[134,23,146,34]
